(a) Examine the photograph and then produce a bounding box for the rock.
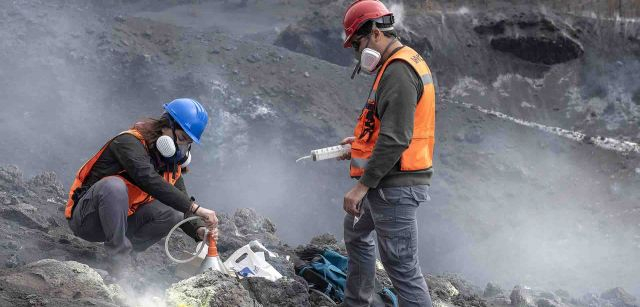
[234,208,276,235]
[4,254,24,268]
[601,288,639,307]
[426,275,460,300]
[475,14,583,65]
[490,31,583,65]
[26,171,65,198]
[511,286,536,307]
[165,270,260,307]
[274,8,353,67]
[25,293,48,306]
[309,288,336,306]
[0,165,26,193]
[94,269,110,280]
[217,209,283,258]
[581,293,614,307]
[536,298,564,307]
[265,255,296,278]
[246,53,261,63]
[309,233,340,251]
[453,293,489,307]
[0,259,124,304]
[554,289,571,299]
[433,298,458,307]
[474,20,507,35]
[0,202,51,230]
[114,15,125,22]
[242,277,310,307]
[0,240,20,250]
[484,282,503,297]
[375,260,393,289]
[534,291,568,307]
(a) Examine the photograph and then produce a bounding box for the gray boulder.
[0,201,52,230]
[242,276,310,307]
[426,274,461,300]
[601,288,639,307]
[511,285,536,307]
[0,259,124,305]
[165,270,261,307]
[474,13,584,65]
[217,208,282,258]
[484,282,504,297]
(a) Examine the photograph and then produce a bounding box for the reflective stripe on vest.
[65,129,182,219]
[350,46,436,178]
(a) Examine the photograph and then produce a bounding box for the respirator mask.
[351,36,398,78]
[350,18,398,79]
[156,114,192,168]
[156,136,191,166]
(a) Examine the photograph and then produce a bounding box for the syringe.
[296,144,352,163]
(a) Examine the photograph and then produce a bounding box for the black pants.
[68,176,183,260]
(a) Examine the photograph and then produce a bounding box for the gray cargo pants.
[68,176,183,261]
[344,185,433,307]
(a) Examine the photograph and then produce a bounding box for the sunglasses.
[351,35,367,51]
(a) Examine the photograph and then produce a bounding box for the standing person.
[65,98,218,277]
[339,1,436,306]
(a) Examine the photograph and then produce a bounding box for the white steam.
[388,1,405,30]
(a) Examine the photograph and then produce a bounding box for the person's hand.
[197,227,219,241]
[196,227,219,242]
[338,136,356,160]
[343,182,369,216]
[197,227,206,240]
[191,203,218,231]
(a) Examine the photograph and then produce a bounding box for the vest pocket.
[400,137,433,171]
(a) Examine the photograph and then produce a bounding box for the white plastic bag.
[223,240,283,281]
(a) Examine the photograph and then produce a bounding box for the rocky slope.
[1,0,639,301]
[0,164,638,307]
[277,0,640,140]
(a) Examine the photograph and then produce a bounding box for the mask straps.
[375,37,399,71]
[350,62,361,79]
[350,34,398,79]
[169,118,178,178]
[351,33,373,79]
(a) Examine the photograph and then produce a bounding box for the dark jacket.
[82,133,205,241]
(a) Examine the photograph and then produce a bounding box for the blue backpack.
[296,249,398,307]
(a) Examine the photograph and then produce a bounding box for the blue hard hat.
[163,98,209,144]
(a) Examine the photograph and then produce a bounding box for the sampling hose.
[164,216,208,264]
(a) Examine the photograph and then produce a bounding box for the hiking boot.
[106,254,136,280]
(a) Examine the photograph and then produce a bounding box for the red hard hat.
[342,0,393,48]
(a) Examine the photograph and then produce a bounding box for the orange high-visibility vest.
[350,46,436,178]
[65,129,182,219]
